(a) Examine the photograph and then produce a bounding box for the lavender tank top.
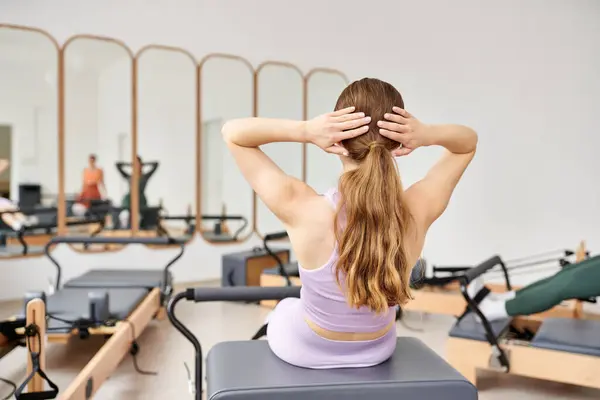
[298,188,396,333]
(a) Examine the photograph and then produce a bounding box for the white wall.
[0,0,599,301]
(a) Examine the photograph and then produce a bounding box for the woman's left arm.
[222,108,369,226]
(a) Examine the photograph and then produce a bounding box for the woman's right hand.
[305,106,371,156]
[377,107,431,157]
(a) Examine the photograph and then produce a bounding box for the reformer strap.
[14,325,59,400]
[456,286,491,323]
[15,368,59,400]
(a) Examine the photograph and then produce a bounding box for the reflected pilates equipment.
[167,285,478,400]
[159,213,248,242]
[0,207,106,256]
[0,235,185,399]
[446,255,600,389]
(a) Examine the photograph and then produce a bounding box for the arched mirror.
[137,46,196,243]
[63,36,133,251]
[305,70,348,194]
[255,63,304,237]
[0,26,59,258]
[199,55,254,243]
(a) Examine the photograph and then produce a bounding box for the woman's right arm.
[378,108,477,231]
[115,162,131,179]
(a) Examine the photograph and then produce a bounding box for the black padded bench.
[21,288,148,333]
[206,338,477,400]
[168,286,478,400]
[531,318,600,356]
[449,313,512,342]
[64,269,171,291]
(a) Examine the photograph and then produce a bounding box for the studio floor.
[1,291,599,400]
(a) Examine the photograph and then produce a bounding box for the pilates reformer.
[0,235,184,399]
[167,285,478,400]
[404,243,593,320]
[0,208,106,256]
[446,254,600,390]
[255,231,301,308]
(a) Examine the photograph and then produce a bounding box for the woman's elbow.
[221,120,236,143]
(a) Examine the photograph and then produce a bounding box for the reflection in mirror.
[200,56,254,242]
[64,37,132,251]
[305,71,348,194]
[255,64,303,236]
[137,47,196,242]
[0,27,58,257]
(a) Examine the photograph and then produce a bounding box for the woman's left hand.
[304,107,371,156]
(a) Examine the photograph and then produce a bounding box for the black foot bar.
[167,286,301,400]
[44,236,185,296]
[458,255,512,372]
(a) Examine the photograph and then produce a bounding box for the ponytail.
[334,144,413,314]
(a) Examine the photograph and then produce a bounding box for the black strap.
[456,286,491,323]
[15,368,59,400]
[419,275,459,287]
[14,326,59,400]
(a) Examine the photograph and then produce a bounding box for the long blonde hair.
[334,78,413,314]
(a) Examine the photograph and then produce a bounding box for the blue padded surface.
[532,318,600,357]
[206,337,477,400]
[449,313,512,341]
[64,269,170,290]
[19,288,148,333]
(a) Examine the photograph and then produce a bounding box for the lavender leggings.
[266,298,397,369]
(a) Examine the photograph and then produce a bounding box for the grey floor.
[1,295,599,399]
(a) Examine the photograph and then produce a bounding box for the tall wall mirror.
[255,63,304,237]
[200,55,254,242]
[64,36,133,251]
[305,70,348,194]
[137,47,196,243]
[0,26,59,258]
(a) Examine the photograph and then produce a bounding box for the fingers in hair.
[331,106,356,116]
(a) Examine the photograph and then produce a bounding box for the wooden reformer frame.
[405,241,595,320]
[446,243,600,391]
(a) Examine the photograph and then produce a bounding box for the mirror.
[137,47,196,242]
[255,63,304,236]
[63,37,133,251]
[0,27,59,258]
[305,70,348,194]
[200,55,254,242]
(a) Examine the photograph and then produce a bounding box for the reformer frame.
[7,236,185,399]
[446,254,600,390]
[405,242,594,320]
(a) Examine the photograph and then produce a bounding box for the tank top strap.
[322,187,339,210]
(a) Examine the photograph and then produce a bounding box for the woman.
[468,255,600,322]
[72,154,107,216]
[222,78,478,368]
[115,156,159,228]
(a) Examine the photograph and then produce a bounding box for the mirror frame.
[60,35,135,252]
[135,45,198,244]
[252,61,305,239]
[0,24,61,258]
[0,24,351,250]
[198,53,256,244]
